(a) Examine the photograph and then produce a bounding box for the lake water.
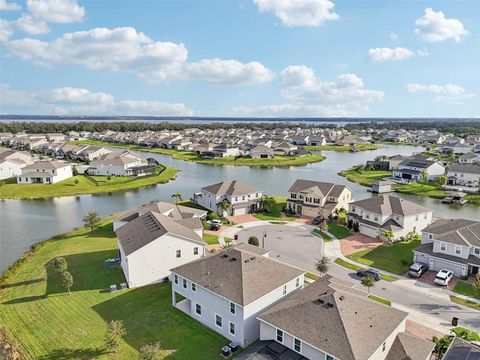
[1,144,478,273]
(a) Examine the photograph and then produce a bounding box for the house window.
[475,248,480,255]
[455,246,461,255]
[242,196,245,200]
[366,214,370,219]
[374,216,378,221]
[193,247,199,255]
[326,356,334,360]
[229,322,235,335]
[174,274,178,284]
[195,303,202,316]
[215,314,223,328]
[276,329,283,343]
[294,338,301,353]
[283,285,287,295]
[382,342,386,352]
[291,193,297,199]
[415,216,419,221]
[183,279,187,289]
[176,250,181,258]
[235,197,238,201]
[440,242,446,252]
[429,234,432,239]
[191,283,196,292]
[296,277,300,287]
[230,302,236,315]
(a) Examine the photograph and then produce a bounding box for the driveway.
[415,270,460,291]
[340,234,383,256]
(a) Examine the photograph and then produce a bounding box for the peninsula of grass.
[0,165,177,200]
[304,144,381,152]
[313,229,332,242]
[338,167,393,187]
[0,221,228,359]
[253,196,295,221]
[346,238,420,275]
[71,140,326,167]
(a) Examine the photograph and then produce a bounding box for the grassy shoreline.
[72,140,326,167]
[304,144,381,152]
[0,165,178,200]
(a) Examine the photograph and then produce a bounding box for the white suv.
[434,269,454,286]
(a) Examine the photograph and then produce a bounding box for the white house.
[258,276,434,360]
[87,151,149,176]
[193,180,263,216]
[413,219,480,277]
[393,159,445,183]
[458,153,480,164]
[250,145,274,159]
[17,161,73,184]
[447,164,480,192]
[171,243,305,348]
[115,203,207,288]
[347,195,433,240]
[0,148,33,180]
[287,179,353,218]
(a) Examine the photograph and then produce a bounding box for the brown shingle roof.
[288,179,349,198]
[386,332,434,360]
[350,195,431,217]
[202,180,260,196]
[171,244,304,306]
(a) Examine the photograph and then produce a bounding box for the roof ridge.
[331,293,357,360]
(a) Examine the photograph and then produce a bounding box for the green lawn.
[71,140,326,167]
[394,181,446,199]
[313,229,332,242]
[333,258,398,282]
[453,281,480,299]
[450,296,480,311]
[253,196,295,221]
[304,144,381,152]
[338,167,393,187]
[202,233,219,245]
[327,223,352,239]
[368,295,391,306]
[0,221,228,359]
[346,239,419,275]
[0,166,177,200]
[305,273,320,280]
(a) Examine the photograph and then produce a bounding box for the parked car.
[408,263,428,278]
[207,219,222,231]
[312,216,324,225]
[434,269,454,286]
[356,269,382,281]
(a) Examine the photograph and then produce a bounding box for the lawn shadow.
[83,222,116,239]
[0,278,44,289]
[37,347,107,360]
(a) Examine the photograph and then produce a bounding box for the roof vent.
[229,258,237,262]
[339,296,344,301]
[221,254,228,258]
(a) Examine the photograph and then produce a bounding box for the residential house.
[115,204,207,288]
[78,145,112,162]
[371,180,395,194]
[251,145,274,159]
[446,164,480,191]
[307,135,327,146]
[258,276,434,360]
[387,155,408,170]
[87,151,150,176]
[171,243,305,348]
[393,158,445,183]
[0,148,33,180]
[458,153,480,164]
[413,219,480,277]
[193,180,262,216]
[273,142,298,156]
[335,135,367,146]
[347,195,433,240]
[443,337,480,360]
[287,179,353,218]
[17,160,73,184]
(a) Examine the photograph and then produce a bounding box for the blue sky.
[0,0,479,117]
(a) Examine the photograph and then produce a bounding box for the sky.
[0,0,479,118]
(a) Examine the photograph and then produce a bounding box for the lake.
[1,144,478,273]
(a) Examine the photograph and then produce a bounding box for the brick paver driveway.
[340,233,383,256]
[225,214,258,224]
[415,270,460,291]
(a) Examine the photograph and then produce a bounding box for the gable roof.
[350,195,432,217]
[119,201,207,222]
[171,244,304,306]
[448,163,480,174]
[258,276,408,360]
[444,337,480,360]
[202,180,260,196]
[288,179,349,198]
[424,219,480,247]
[386,332,434,360]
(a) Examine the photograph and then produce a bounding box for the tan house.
[286,179,353,217]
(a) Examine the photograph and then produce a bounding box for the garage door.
[430,258,464,277]
[234,207,247,216]
[413,253,429,265]
[359,224,378,239]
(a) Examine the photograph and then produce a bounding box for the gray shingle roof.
[171,244,304,306]
[202,180,260,196]
[288,179,349,198]
[424,219,480,247]
[258,276,408,360]
[448,163,480,174]
[350,195,432,217]
[386,332,434,360]
[444,337,480,360]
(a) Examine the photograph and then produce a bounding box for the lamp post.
[262,231,267,248]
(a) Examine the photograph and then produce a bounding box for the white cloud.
[0,84,195,115]
[185,59,274,84]
[6,26,274,85]
[26,0,84,24]
[406,83,476,104]
[15,14,49,34]
[0,0,21,11]
[233,103,358,117]
[253,0,339,27]
[0,18,14,42]
[390,32,399,41]
[368,47,429,62]
[415,8,469,43]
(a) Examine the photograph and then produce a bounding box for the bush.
[347,218,353,230]
[248,236,259,247]
[401,259,409,266]
[206,212,221,221]
[353,221,359,232]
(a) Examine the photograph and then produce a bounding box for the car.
[408,262,428,278]
[208,219,222,226]
[312,216,324,225]
[434,269,454,286]
[356,269,382,281]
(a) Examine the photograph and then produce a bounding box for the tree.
[435,175,447,186]
[474,273,480,297]
[61,270,73,295]
[54,257,68,273]
[218,200,230,217]
[74,178,79,185]
[171,192,183,204]
[260,195,276,213]
[104,320,126,353]
[315,257,330,276]
[421,171,429,184]
[83,211,101,231]
[248,236,259,247]
[432,335,453,358]
[382,230,394,245]
[138,342,163,360]
[361,275,375,295]
[374,155,387,161]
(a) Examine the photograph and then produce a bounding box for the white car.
[434,269,454,286]
[208,219,222,226]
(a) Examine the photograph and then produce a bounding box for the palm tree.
[421,171,429,185]
[382,230,394,245]
[171,192,183,204]
[432,335,453,358]
[218,200,231,217]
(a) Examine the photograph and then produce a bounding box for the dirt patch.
[340,233,383,256]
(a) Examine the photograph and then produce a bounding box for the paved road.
[237,224,480,333]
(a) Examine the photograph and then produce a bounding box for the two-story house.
[258,276,434,360]
[413,219,480,277]
[446,164,480,191]
[393,158,445,183]
[17,160,73,184]
[193,180,263,216]
[171,243,305,348]
[347,195,433,240]
[286,179,353,218]
[87,151,149,176]
[115,203,207,288]
[458,153,480,164]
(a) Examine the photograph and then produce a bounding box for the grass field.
[71,140,326,167]
[338,167,393,187]
[368,295,391,306]
[346,239,419,275]
[0,221,228,359]
[453,281,480,299]
[253,196,295,221]
[450,296,480,311]
[327,223,352,239]
[202,233,220,245]
[304,144,381,152]
[313,229,332,242]
[0,165,177,200]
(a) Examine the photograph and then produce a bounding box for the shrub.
[353,221,359,232]
[206,212,221,221]
[54,257,68,273]
[248,236,259,247]
[347,218,353,230]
